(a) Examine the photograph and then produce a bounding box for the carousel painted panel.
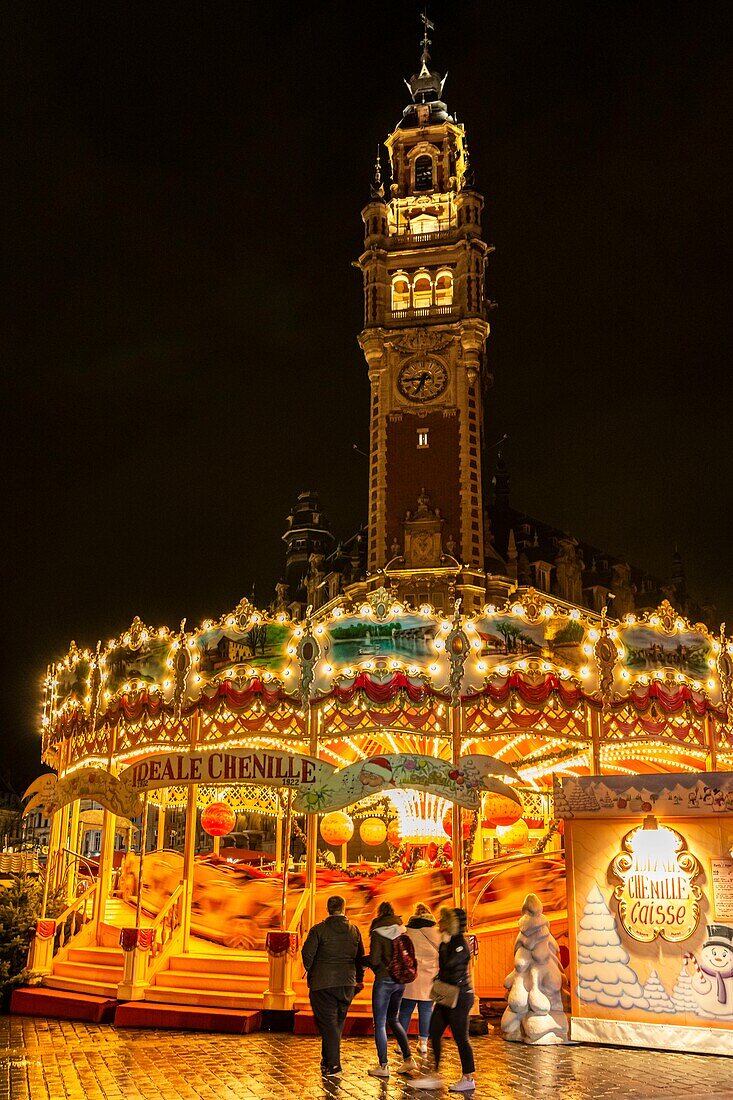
[311,600,447,693]
[618,623,713,683]
[188,616,296,697]
[99,627,174,707]
[462,606,589,692]
[52,652,92,712]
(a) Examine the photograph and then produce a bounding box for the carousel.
[18,585,733,1029]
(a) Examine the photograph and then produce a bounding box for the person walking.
[408,907,476,1093]
[301,894,366,1078]
[398,902,441,1056]
[366,901,419,1079]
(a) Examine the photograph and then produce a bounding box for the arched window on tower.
[435,269,453,307]
[391,273,410,311]
[412,272,433,309]
[414,155,434,192]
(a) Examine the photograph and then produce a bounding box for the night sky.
[3,1,731,791]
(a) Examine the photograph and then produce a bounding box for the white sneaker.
[417,1038,428,1055]
[449,1077,476,1092]
[397,1057,418,1075]
[368,1063,390,1078]
[407,1074,445,1089]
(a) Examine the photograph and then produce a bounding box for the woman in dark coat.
[407,907,476,1093]
[366,901,417,1079]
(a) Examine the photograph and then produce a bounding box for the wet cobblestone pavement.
[1,1017,731,1100]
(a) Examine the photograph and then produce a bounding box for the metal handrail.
[287,887,310,945]
[149,883,184,959]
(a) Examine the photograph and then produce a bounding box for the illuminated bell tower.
[357,26,492,612]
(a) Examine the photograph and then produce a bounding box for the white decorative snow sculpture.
[641,969,675,1014]
[501,892,568,1045]
[576,883,648,1010]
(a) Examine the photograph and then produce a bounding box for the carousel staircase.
[44,946,124,999]
[143,948,269,1010]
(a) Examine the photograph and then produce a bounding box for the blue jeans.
[372,979,410,1065]
[398,996,433,1039]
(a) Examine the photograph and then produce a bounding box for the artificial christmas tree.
[501,893,568,1045]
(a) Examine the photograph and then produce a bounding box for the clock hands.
[411,371,431,392]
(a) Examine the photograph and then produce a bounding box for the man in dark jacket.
[301,895,366,1077]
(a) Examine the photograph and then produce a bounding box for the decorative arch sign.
[28,751,520,820]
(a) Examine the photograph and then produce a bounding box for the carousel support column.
[280,789,294,930]
[118,792,152,1001]
[92,726,118,930]
[54,802,72,892]
[588,706,603,776]
[181,711,200,954]
[275,800,284,873]
[704,713,718,772]
[450,703,465,910]
[305,703,320,929]
[42,810,63,916]
[66,799,81,904]
[156,797,166,851]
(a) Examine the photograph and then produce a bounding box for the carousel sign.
[610,816,702,943]
[120,749,331,793]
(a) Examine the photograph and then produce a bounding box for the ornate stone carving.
[555,536,584,606]
[403,489,444,569]
[387,330,455,354]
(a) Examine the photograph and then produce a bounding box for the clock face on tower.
[397,355,449,403]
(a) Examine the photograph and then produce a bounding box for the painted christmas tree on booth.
[642,969,675,1014]
[577,883,648,1010]
[671,962,706,1016]
[501,893,568,1045]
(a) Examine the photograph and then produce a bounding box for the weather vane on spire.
[420,10,435,70]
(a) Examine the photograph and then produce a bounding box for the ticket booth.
[559,773,733,1057]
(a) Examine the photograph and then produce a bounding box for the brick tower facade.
[356,41,492,612]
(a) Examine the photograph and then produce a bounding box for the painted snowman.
[684,924,733,1018]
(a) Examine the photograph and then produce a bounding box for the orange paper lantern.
[496,819,529,850]
[482,792,523,829]
[201,801,236,838]
[320,811,354,847]
[359,818,387,847]
[387,820,401,847]
[442,808,471,840]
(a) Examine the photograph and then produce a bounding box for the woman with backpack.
[408,907,476,1094]
[366,901,419,1079]
[398,902,441,1056]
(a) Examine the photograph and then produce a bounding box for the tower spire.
[371,145,384,199]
